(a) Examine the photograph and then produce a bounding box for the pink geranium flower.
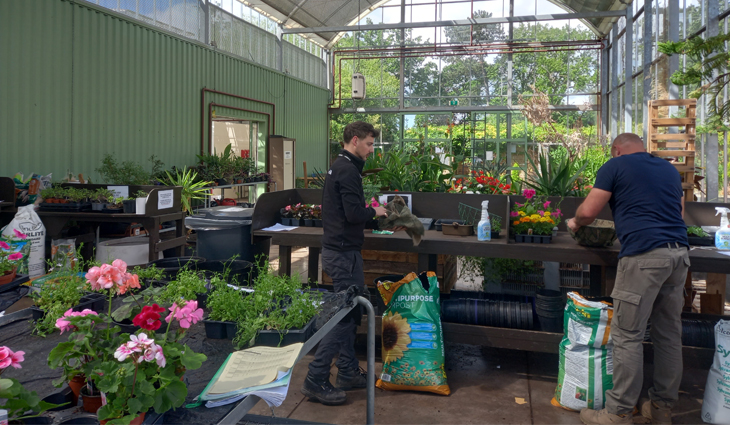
[0,346,24,370]
[166,300,204,329]
[543,201,551,209]
[510,211,519,217]
[55,308,99,334]
[523,189,536,199]
[555,209,562,217]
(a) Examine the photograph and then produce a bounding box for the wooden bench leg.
[278,245,292,276]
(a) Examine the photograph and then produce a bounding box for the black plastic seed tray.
[39,202,92,212]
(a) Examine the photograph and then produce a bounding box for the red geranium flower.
[132,304,166,331]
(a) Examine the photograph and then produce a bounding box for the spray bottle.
[715,207,730,249]
[477,200,491,241]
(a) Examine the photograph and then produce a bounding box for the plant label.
[108,186,129,198]
[158,190,174,210]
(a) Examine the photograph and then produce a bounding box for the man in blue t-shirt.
[567,133,690,425]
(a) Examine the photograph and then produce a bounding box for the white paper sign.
[486,151,494,161]
[107,186,129,199]
[284,151,292,159]
[157,190,174,210]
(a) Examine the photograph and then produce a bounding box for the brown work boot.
[580,408,632,425]
[640,400,672,424]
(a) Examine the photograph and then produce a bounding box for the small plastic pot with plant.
[203,276,250,339]
[232,258,321,349]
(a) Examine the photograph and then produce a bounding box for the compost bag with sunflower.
[375,271,450,395]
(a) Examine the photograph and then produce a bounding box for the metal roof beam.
[331,105,599,114]
[282,10,627,34]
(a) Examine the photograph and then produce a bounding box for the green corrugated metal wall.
[0,0,328,182]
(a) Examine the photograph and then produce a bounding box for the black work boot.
[301,374,346,405]
[335,366,367,390]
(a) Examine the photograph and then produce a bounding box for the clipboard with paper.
[190,343,303,406]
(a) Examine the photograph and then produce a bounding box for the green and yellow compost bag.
[552,292,614,411]
[376,271,450,395]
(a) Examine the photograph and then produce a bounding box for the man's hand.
[373,205,388,217]
[567,217,580,232]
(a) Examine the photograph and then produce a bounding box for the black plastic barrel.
[441,299,533,329]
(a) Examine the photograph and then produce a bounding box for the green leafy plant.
[130,264,164,284]
[95,154,154,185]
[163,167,211,214]
[134,189,149,199]
[30,270,88,337]
[233,258,320,349]
[521,150,587,197]
[687,226,710,238]
[157,269,206,306]
[659,34,730,130]
[206,277,250,322]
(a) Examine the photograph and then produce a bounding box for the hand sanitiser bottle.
[715,207,730,249]
[477,200,491,241]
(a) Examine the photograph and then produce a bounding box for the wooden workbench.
[251,189,730,362]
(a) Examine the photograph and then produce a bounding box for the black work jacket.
[321,150,376,252]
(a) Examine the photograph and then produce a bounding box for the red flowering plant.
[48,258,207,424]
[1,345,67,421]
[447,170,511,194]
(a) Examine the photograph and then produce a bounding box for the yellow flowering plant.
[510,189,562,236]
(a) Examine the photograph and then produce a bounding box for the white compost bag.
[2,205,46,277]
[552,292,614,411]
[702,320,730,424]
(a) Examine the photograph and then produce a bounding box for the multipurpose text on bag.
[552,292,614,411]
[1,205,46,277]
[701,319,730,424]
[376,271,450,395]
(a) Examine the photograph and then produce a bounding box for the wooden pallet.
[647,99,697,202]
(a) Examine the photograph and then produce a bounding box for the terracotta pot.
[81,387,103,413]
[68,374,86,406]
[0,268,17,286]
[100,411,145,425]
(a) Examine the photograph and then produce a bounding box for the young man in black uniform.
[301,121,388,405]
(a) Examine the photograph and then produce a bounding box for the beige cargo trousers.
[604,243,690,415]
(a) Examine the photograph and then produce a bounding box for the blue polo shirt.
[593,152,688,258]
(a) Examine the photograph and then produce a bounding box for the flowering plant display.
[47,259,207,424]
[0,229,28,275]
[447,171,511,194]
[510,189,562,236]
[2,345,65,420]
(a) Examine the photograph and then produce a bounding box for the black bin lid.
[203,206,254,221]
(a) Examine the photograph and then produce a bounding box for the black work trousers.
[307,248,364,380]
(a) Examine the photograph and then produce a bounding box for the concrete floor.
[243,343,707,425]
[254,247,708,425]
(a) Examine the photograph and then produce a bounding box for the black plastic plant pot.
[122,199,136,214]
[58,417,98,425]
[147,256,206,279]
[304,219,314,227]
[31,293,107,322]
[514,234,552,244]
[688,236,714,246]
[42,388,74,412]
[314,219,323,227]
[203,318,235,339]
[255,317,315,347]
[491,230,501,239]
